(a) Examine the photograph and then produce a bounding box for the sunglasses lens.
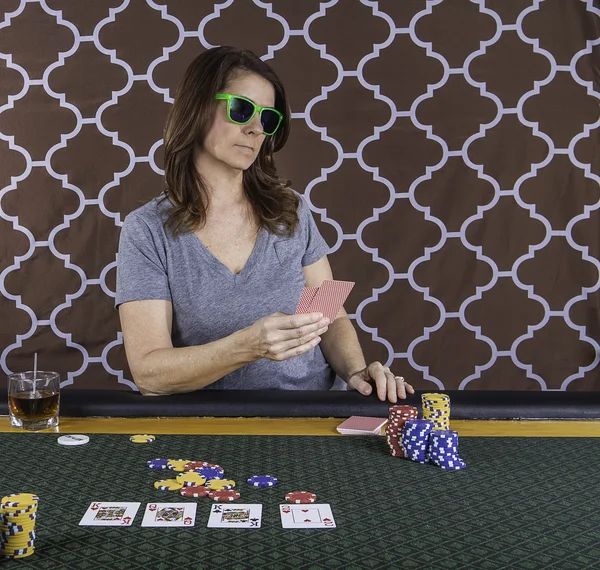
[261,110,280,134]
[229,97,255,123]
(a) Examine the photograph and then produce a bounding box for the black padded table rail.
[3,389,600,419]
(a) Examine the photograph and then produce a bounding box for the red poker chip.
[183,461,211,471]
[209,490,240,502]
[180,486,211,498]
[285,491,317,504]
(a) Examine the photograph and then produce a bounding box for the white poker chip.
[57,434,90,446]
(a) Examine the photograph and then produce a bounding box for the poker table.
[1,390,600,569]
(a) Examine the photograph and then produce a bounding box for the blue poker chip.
[247,475,278,487]
[198,467,223,480]
[147,458,170,470]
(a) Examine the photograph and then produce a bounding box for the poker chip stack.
[385,405,419,457]
[0,493,39,559]
[421,393,451,430]
[428,430,466,470]
[400,419,434,464]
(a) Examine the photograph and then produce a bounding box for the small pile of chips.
[150,459,242,502]
[385,405,419,457]
[0,493,39,559]
[421,393,450,430]
[147,459,314,503]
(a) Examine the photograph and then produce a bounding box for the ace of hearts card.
[279,504,336,529]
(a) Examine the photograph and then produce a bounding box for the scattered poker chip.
[209,490,240,502]
[167,459,192,473]
[206,479,235,491]
[247,475,278,487]
[179,485,211,498]
[57,434,90,446]
[183,461,211,472]
[175,472,207,487]
[285,491,317,504]
[153,479,183,491]
[197,467,223,480]
[147,458,170,470]
[129,434,156,444]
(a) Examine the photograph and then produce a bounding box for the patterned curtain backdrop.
[1,0,600,392]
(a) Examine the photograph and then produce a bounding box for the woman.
[116,46,413,403]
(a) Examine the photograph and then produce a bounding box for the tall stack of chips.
[0,493,39,559]
[385,405,418,457]
[400,419,434,463]
[421,393,451,430]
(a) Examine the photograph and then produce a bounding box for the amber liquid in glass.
[9,390,59,421]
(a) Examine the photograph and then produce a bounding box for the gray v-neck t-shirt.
[115,192,340,391]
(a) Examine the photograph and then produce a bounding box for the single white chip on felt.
[57,434,90,446]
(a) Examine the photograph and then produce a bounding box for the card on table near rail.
[336,416,388,435]
[79,502,141,526]
[207,504,262,528]
[280,504,336,529]
[141,503,197,527]
[295,280,355,322]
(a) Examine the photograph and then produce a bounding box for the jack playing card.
[279,504,336,529]
[207,504,262,528]
[141,503,197,527]
[79,502,141,526]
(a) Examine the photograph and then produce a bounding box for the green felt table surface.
[0,433,599,569]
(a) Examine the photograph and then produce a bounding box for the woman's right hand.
[244,312,330,361]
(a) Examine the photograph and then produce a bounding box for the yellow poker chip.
[153,479,183,491]
[129,434,156,443]
[1,494,39,508]
[175,472,207,487]
[167,459,192,472]
[206,479,236,491]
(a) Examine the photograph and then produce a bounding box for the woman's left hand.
[346,362,415,403]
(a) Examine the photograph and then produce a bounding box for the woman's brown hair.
[160,46,299,237]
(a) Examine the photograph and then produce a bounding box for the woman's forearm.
[319,314,367,382]
[133,328,257,395]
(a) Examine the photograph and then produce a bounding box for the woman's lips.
[235,144,254,152]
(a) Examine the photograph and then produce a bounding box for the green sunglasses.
[215,93,283,136]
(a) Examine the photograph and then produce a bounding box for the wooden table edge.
[0,417,599,436]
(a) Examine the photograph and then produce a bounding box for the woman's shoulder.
[123,192,172,230]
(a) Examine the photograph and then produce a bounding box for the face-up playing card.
[279,504,336,529]
[141,503,197,527]
[307,280,355,323]
[207,504,262,528]
[295,286,319,314]
[79,502,141,526]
